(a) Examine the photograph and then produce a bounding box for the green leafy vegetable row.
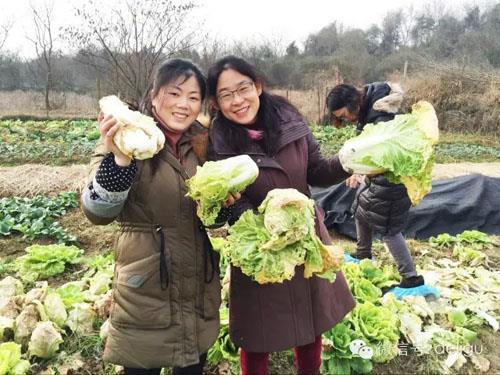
[0,192,78,243]
[0,119,98,165]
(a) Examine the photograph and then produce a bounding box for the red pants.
[240,335,322,375]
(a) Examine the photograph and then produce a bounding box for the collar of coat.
[156,121,209,166]
[209,107,310,156]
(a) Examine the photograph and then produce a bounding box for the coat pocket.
[203,276,221,319]
[111,253,171,329]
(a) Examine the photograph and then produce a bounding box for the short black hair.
[326,84,361,112]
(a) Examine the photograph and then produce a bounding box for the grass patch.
[435,143,500,163]
[312,125,500,163]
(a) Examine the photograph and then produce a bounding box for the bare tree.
[380,10,404,54]
[399,6,416,47]
[411,15,435,47]
[304,22,342,56]
[285,41,299,57]
[65,0,200,104]
[195,35,229,73]
[27,0,56,114]
[0,19,13,51]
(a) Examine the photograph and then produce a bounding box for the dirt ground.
[0,164,89,197]
[432,162,500,179]
[1,162,499,198]
[1,162,498,375]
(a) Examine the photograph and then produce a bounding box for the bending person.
[326,82,439,299]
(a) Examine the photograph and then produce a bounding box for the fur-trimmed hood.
[358,81,405,132]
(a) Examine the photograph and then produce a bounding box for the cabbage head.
[350,302,400,344]
[186,155,259,226]
[224,188,343,283]
[0,277,23,299]
[339,101,439,205]
[99,95,165,160]
[66,303,95,334]
[28,321,63,358]
[0,342,28,375]
[14,304,39,347]
[44,292,67,328]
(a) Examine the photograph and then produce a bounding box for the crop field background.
[0,0,499,372]
[0,102,498,374]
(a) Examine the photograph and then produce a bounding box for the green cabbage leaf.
[339,101,439,205]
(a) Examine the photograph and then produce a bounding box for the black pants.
[124,353,207,375]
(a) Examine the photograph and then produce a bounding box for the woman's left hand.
[223,192,241,207]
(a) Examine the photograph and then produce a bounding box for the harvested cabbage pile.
[0,342,30,374]
[222,188,343,284]
[0,253,114,371]
[186,155,259,226]
[99,95,165,160]
[15,244,83,283]
[339,101,439,205]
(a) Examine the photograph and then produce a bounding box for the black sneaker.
[381,283,401,295]
[399,275,425,289]
[354,253,373,260]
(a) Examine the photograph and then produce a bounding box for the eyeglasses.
[217,81,255,104]
[330,113,348,124]
[330,108,354,125]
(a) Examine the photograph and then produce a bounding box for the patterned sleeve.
[89,153,137,202]
[82,153,138,223]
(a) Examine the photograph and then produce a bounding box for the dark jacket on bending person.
[354,175,412,235]
[357,82,397,132]
[354,81,412,235]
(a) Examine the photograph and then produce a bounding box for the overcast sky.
[0,0,486,58]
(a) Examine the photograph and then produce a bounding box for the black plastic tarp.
[311,174,500,240]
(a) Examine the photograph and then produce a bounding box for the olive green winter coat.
[82,123,220,368]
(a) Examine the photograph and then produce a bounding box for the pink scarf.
[247,129,264,140]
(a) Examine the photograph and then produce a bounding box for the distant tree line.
[0,0,499,109]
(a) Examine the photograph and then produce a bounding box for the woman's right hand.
[346,174,364,189]
[98,112,132,167]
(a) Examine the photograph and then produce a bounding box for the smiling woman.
[80,58,222,375]
[207,55,355,375]
[215,72,262,125]
[151,76,203,134]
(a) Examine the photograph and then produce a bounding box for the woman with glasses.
[81,59,224,375]
[326,83,439,300]
[206,55,355,375]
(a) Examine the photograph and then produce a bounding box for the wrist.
[114,154,132,167]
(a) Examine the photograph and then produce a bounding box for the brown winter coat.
[82,123,221,368]
[209,108,356,352]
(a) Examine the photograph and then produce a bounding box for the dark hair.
[326,84,362,113]
[140,58,207,116]
[208,55,299,156]
[139,58,206,174]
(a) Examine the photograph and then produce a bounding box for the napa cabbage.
[186,155,259,226]
[339,101,439,205]
[99,95,165,160]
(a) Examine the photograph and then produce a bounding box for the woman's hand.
[223,192,241,207]
[346,174,364,189]
[98,112,132,167]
